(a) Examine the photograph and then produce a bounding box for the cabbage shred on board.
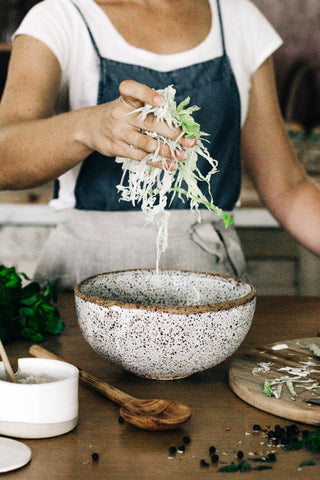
[116,85,233,269]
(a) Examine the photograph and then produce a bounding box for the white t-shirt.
[14,0,282,209]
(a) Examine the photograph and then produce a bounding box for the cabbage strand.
[116,85,233,271]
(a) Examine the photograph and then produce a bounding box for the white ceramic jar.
[0,358,79,439]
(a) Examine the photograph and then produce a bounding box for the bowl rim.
[74,269,256,315]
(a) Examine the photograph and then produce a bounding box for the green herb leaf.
[253,465,273,471]
[299,460,316,467]
[0,265,63,344]
[263,380,275,397]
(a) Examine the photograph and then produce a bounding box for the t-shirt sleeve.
[13,0,73,75]
[234,0,283,75]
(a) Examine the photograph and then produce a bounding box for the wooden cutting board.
[229,337,320,425]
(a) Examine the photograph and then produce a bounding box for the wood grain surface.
[229,337,320,425]
[1,294,320,479]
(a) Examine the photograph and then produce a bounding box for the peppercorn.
[237,450,244,459]
[169,446,177,455]
[267,453,276,462]
[274,427,285,439]
[91,453,99,461]
[183,436,190,444]
[286,424,299,436]
[209,446,216,454]
[178,445,185,452]
[200,459,209,467]
[118,416,125,424]
[252,424,261,432]
[211,454,219,463]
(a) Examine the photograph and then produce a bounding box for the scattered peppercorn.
[118,416,125,424]
[209,446,216,454]
[200,459,209,467]
[286,424,299,436]
[211,454,219,463]
[237,450,244,459]
[183,436,190,444]
[267,453,276,462]
[91,453,99,461]
[169,446,177,455]
[252,424,261,432]
[178,445,185,452]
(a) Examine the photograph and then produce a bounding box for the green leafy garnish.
[0,265,63,343]
[117,85,233,270]
[299,460,316,467]
[263,380,275,397]
[253,465,273,471]
[218,462,252,473]
[284,427,320,454]
[304,343,320,357]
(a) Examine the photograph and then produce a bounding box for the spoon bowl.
[120,399,192,431]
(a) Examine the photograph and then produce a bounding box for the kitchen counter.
[2,293,320,479]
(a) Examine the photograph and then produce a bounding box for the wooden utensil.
[0,339,16,383]
[229,337,320,425]
[29,345,192,431]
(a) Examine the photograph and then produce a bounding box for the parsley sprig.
[0,265,63,343]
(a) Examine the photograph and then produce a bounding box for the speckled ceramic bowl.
[74,269,256,380]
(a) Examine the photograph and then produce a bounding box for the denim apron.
[34,0,246,290]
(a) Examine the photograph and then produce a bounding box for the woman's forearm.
[0,109,94,190]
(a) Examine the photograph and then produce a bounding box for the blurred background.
[0,0,319,295]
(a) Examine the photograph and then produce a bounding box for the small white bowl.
[0,358,79,439]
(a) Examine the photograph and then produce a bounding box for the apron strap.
[70,1,102,60]
[216,0,227,56]
[71,0,226,60]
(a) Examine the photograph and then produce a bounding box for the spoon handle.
[29,345,135,406]
[0,339,16,383]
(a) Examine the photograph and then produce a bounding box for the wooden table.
[2,294,320,479]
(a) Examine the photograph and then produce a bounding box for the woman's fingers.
[119,79,196,150]
[119,79,163,109]
[126,128,186,160]
[85,80,196,168]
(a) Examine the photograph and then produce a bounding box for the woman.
[0,0,319,289]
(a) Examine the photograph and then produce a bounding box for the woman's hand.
[0,36,193,190]
[76,80,195,169]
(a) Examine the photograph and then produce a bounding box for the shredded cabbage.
[116,85,233,270]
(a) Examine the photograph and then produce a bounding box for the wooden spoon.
[0,339,16,383]
[29,345,192,431]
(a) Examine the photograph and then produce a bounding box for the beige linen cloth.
[33,209,247,290]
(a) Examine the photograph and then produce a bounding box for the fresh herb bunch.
[0,265,63,343]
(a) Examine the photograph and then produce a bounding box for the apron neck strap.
[70,1,102,59]
[71,0,227,59]
[216,0,226,56]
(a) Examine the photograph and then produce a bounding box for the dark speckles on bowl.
[74,269,256,380]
